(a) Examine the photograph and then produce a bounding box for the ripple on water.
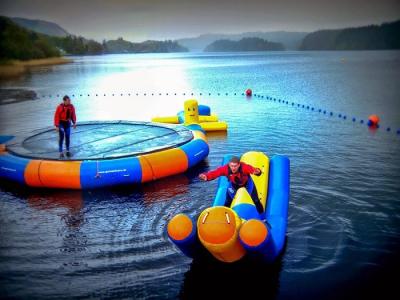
[1,52,400,299]
[284,184,356,273]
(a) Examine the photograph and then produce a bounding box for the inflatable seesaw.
[167,152,290,263]
[152,99,227,132]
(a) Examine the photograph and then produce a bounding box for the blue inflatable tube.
[241,155,290,262]
[212,155,232,207]
[264,155,290,258]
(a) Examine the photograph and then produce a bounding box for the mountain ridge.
[177,31,308,51]
[204,37,284,52]
[11,17,70,37]
[300,19,400,50]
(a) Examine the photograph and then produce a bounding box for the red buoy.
[245,89,252,96]
[368,114,380,127]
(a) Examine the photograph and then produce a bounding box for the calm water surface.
[1,51,400,299]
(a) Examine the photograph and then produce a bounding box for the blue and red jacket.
[54,103,76,127]
[203,162,260,188]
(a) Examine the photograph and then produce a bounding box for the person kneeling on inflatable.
[198,156,264,213]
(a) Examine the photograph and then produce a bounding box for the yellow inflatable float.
[167,152,290,263]
[152,99,227,132]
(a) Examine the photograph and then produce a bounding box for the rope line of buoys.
[40,92,246,99]
[253,92,398,136]
[38,90,399,136]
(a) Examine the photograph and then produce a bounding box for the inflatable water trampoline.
[0,121,209,189]
[167,152,290,263]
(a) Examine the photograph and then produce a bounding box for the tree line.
[0,16,187,61]
[204,37,284,51]
[300,20,400,50]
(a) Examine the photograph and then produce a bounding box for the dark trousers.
[58,121,71,152]
[224,178,264,213]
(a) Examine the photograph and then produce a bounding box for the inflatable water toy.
[0,121,209,189]
[167,151,290,263]
[245,89,252,97]
[167,152,289,263]
[152,99,227,132]
[368,114,380,127]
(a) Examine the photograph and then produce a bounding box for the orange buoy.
[239,219,268,248]
[368,114,380,127]
[167,214,193,241]
[245,89,252,96]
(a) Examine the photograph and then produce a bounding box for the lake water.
[0,51,399,299]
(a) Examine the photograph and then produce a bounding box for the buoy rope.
[36,91,399,136]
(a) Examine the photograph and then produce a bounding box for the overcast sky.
[1,0,399,41]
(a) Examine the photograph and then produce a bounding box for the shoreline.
[0,88,37,106]
[0,57,72,79]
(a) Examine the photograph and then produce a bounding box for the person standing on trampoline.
[54,95,77,158]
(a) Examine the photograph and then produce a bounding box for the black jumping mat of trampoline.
[6,121,193,160]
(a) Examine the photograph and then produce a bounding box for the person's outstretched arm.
[198,165,228,181]
[242,163,262,176]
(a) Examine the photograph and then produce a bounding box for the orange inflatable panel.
[25,160,81,189]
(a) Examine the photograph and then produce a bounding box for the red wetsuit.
[203,162,260,188]
[202,162,264,213]
[54,103,76,154]
[54,103,76,127]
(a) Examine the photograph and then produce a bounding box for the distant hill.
[104,38,188,53]
[1,16,189,58]
[0,16,60,60]
[48,35,104,55]
[177,31,307,51]
[204,37,284,52]
[10,17,188,54]
[11,17,69,37]
[300,19,400,50]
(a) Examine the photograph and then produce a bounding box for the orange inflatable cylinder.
[197,206,245,263]
[139,148,188,182]
[239,219,269,248]
[24,160,81,189]
[167,214,193,241]
[238,218,276,261]
[167,213,197,257]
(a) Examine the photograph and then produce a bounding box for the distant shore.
[0,57,72,79]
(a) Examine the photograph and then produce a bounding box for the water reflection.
[1,171,195,208]
[25,190,87,259]
[27,190,84,227]
[368,126,378,135]
[139,174,190,204]
[180,252,283,299]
